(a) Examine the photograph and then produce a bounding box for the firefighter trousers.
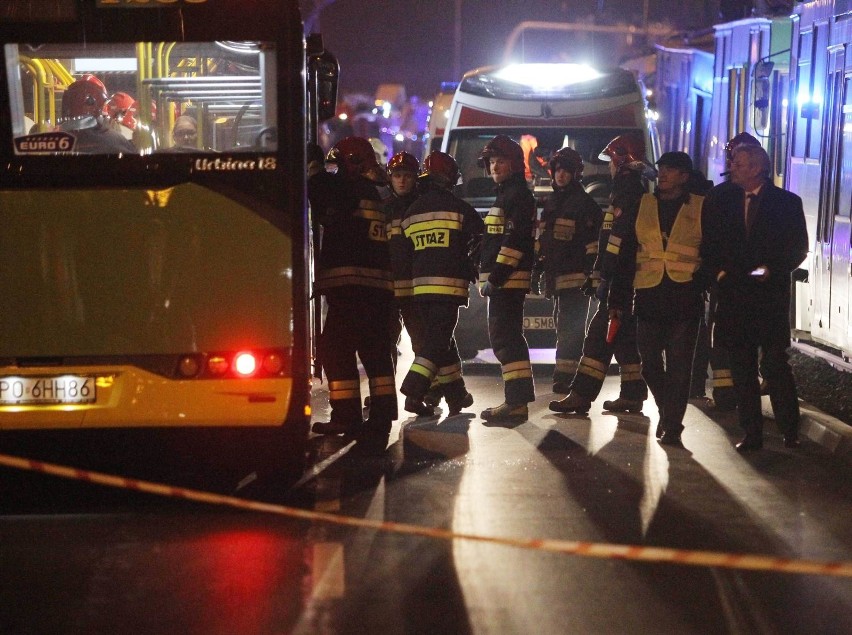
[400,301,467,403]
[553,289,592,387]
[570,299,647,402]
[319,295,398,428]
[487,289,535,405]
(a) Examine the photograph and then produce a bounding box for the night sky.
[306,0,722,99]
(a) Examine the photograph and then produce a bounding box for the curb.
[763,398,852,463]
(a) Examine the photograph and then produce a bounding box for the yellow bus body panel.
[0,365,291,430]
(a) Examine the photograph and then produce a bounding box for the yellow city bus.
[0,0,336,496]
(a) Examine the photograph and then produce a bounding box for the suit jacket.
[706,180,808,347]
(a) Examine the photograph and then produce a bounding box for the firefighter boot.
[602,397,644,413]
[404,396,435,417]
[423,385,443,408]
[312,418,357,436]
[548,391,591,414]
[480,402,528,422]
[447,392,474,416]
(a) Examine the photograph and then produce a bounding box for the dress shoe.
[602,397,643,413]
[404,396,435,417]
[480,402,528,422]
[447,391,474,415]
[658,430,683,447]
[735,435,763,452]
[784,434,801,448]
[548,391,591,414]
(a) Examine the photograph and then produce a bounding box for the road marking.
[2,451,851,579]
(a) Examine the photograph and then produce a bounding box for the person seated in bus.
[535,147,603,394]
[104,91,137,140]
[56,77,137,154]
[170,115,199,151]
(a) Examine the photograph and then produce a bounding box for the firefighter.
[57,77,136,154]
[384,151,431,415]
[477,135,537,421]
[309,136,397,444]
[536,147,602,393]
[400,151,484,415]
[700,132,762,411]
[607,151,716,447]
[549,132,649,414]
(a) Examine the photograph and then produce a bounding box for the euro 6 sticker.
[15,132,75,155]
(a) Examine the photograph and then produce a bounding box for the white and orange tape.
[2,451,851,579]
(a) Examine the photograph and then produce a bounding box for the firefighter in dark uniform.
[536,147,602,393]
[607,152,716,447]
[550,133,649,414]
[477,135,537,421]
[699,132,763,411]
[400,151,484,415]
[384,151,422,384]
[309,136,398,443]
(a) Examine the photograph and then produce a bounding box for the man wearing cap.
[607,151,718,447]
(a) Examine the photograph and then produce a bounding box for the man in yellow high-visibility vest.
[607,151,717,448]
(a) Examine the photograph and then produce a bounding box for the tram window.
[5,41,277,155]
[837,77,852,219]
[809,25,829,159]
[792,31,813,159]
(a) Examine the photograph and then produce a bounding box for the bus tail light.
[208,356,229,376]
[171,349,290,379]
[234,352,258,377]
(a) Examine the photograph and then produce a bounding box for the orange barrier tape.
[2,451,851,579]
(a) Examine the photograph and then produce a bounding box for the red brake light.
[234,352,257,376]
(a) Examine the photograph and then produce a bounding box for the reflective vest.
[633,193,703,289]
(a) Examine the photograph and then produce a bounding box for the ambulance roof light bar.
[459,64,638,101]
[493,63,603,90]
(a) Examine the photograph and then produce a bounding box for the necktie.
[745,193,757,236]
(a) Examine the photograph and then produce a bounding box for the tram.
[649,1,852,364]
[0,0,338,495]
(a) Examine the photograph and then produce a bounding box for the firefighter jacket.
[479,172,536,291]
[595,170,646,281]
[609,191,715,322]
[311,172,392,299]
[385,190,419,300]
[401,181,485,306]
[539,180,602,296]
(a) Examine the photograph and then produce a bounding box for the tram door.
[822,48,852,350]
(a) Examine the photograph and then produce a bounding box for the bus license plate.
[523,316,555,330]
[0,376,96,405]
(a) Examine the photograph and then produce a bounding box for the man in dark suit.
[709,144,808,452]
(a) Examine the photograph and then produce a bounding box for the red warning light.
[234,352,257,377]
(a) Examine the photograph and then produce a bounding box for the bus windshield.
[6,40,277,155]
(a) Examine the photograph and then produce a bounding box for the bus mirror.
[314,50,339,122]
